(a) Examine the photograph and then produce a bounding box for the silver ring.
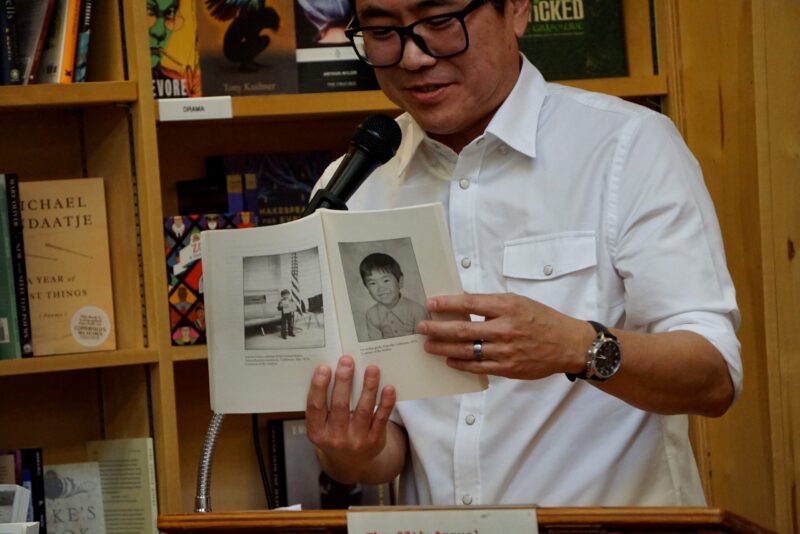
[473,340,484,361]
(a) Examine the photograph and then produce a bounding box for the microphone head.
[352,114,402,164]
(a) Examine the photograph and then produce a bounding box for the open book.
[202,203,487,413]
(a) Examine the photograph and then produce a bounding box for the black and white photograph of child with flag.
[242,246,325,349]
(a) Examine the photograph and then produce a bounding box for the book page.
[321,204,486,403]
[85,438,158,534]
[202,213,341,413]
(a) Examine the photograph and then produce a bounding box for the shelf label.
[158,96,233,122]
[347,506,538,534]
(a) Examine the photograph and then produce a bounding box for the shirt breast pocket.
[503,231,598,318]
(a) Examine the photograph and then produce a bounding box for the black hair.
[348,0,506,19]
[281,289,290,296]
[359,253,403,285]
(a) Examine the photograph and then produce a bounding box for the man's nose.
[398,34,437,70]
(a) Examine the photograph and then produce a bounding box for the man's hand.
[417,293,595,380]
[305,356,402,484]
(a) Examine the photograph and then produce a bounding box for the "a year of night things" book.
[19,178,116,356]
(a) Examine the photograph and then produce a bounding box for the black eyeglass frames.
[344,0,488,68]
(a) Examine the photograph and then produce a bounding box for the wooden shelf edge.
[158,507,771,533]
[0,81,138,110]
[171,345,208,362]
[559,74,668,97]
[154,74,666,123]
[0,348,159,377]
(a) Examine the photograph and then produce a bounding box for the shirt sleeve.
[609,112,743,399]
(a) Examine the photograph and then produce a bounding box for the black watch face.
[594,340,621,378]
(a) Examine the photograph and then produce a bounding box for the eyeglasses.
[345,0,488,68]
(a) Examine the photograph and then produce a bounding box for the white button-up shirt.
[319,57,741,507]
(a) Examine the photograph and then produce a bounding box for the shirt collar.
[485,56,545,159]
[393,55,547,179]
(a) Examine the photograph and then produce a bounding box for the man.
[305,0,741,507]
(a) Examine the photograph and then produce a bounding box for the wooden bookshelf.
[0,0,796,530]
[0,349,158,377]
[0,81,137,109]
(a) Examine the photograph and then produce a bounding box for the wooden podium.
[158,507,772,533]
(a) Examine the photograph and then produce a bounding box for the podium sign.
[347,506,538,534]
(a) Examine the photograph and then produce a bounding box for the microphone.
[302,114,402,216]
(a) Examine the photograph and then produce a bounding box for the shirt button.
[499,145,509,155]
[462,494,473,505]
[459,178,470,190]
[461,257,472,269]
[543,264,554,276]
[465,414,476,425]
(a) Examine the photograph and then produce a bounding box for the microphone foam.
[353,114,402,164]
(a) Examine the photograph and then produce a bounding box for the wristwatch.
[566,321,621,382]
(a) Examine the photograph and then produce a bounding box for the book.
[293,0,378,93]
[201,203,487,414]
[197,0,298,97]
[16,0,56,84]
[214,151,332,226]
[164,212,257,346]
[0,485,30,523]
[85,438,157,534]
[19,177,116,356]
[518,0,628,81]
[0,0,22,85]
[71,0,91,82]
[225,173,244,213]
[42,462,105,534]
[0,449,46,533]
[268,418,388,509]
[35,0,81,84]
[0,178,21,360]
[2,174,33,357]
[150,0,201,98]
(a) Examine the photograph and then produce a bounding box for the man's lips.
[405,82,451,100]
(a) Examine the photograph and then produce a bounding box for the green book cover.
[0,175,22,359]
[518,0,628,81]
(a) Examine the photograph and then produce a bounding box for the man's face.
[355,0,529,152]
[148,0,181,68]
[364,270,403,307]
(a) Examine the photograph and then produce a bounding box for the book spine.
[58,0,79,83]
[71,0,89,82]
[20,448,46,534]
[268,420,287,508]
[226,173,245,213]
[26,0,56,84]
[4,174,32,356]
[146,439,158,534]
[0,0,22,85]
[243,172,258,213]
[0,175,21,359]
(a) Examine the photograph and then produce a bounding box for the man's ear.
[398,275,404,289]
[510,0,530,37]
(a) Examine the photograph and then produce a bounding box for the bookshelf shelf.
[0,81,138,110]
[0,349,158,377]
[171,345,208,363]
[153,75,668,123]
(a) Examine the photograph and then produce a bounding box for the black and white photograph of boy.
[339,238,430,343]
[242,247,325,350]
